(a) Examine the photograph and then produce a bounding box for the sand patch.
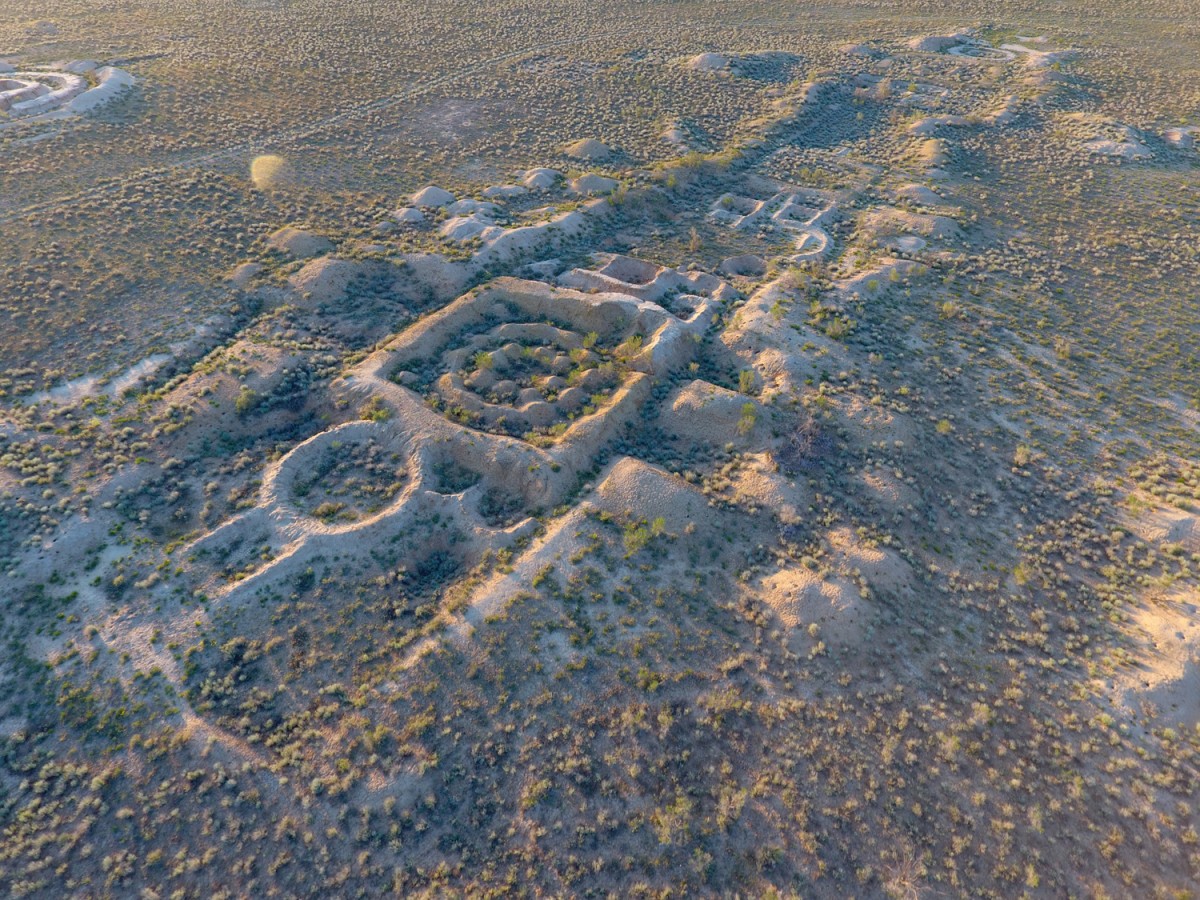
[1085,137,1152,160]
[1112,591,1200,728]
[1125,507,1198,552]
[907,115,969,136]
[907,33,970,54]
[857,467,918,511]
[227,261,264,288]
[827,526,913,596]
[914,138,948,170]
[760,566,868,652]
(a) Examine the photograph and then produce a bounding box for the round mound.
[1164,127,1197,149]
[895,183,950,207]
[563,138,614,161]
[570,173,618,195]
[288,257,363,305]
[907,34,966,53]
[393,206,426,225]
[411,185,456,208]
[686,52,730,73]
[593,458,708,524]
[661,379,765,446]
[523,167,563,190]
[267,226,334,259]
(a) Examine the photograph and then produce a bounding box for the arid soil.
[1,3,1198,897]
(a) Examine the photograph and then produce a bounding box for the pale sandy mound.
[984,96,1021,126]
[593,457,709,524]
[440,214,502,243]
[524,258,563,278]
[915,138,948,169]
[227,261,263,288]
[266,226,334,259]
[569,173,618,195]
[856,467,918,510]
[393,206,426,225]
[411,185,455,208]
[687,52,730,73]
[1071,119,1153,160]
[661,124,688,147]
[483,184,527,199]
[760,567,868,651]
[522,167,563,190]
[395,252,472,300]
[660,379,765,446]
[908,33,966,53]
[886,235,926,253]
[563,138,614,161]
[727,452,802,516]
[288,257,361,304]
[836,393,917,446]
[895,183,951,207]
[446,198,498,216]
[1001,43,1076,68]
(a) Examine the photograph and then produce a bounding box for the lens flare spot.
[251,154,289,189]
